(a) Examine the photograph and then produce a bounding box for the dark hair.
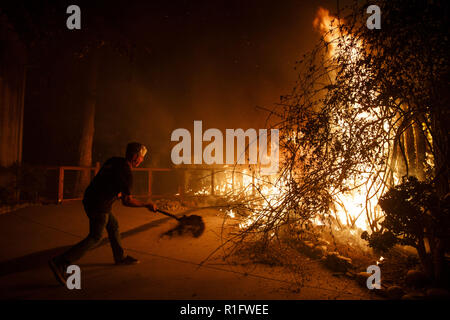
[126,142,145,160]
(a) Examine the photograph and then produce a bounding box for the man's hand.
[122,194,155,210]
[146,202,158,212]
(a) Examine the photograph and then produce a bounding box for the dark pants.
[59,205,125,264]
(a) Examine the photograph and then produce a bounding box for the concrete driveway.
[0,201,375,300]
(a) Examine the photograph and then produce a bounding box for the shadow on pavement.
[0,246,70,278]
[95,216,172,248]
[0,216,172,278]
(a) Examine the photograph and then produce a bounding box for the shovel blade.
[161,214,205,238]
[178,215,205,237]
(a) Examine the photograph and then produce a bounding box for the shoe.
[115,255,140,265]
[49,257,68,286]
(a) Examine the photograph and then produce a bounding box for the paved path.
[0,202,377,300]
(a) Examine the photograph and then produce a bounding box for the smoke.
[92,1,324,167]
[23,0,340,167]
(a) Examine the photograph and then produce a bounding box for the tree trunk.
[432,115,449,198]
[416,237,434,280]
[394,133,408,178]
[429,101,449,284]
[405,122,417,178]
[74,53,98,197]
[412,119,426,181]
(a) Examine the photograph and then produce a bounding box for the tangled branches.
[224,0,448,250]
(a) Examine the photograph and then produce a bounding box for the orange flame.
[313,7,336,35]
[313,7,358,62]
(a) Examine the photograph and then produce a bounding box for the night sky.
[8,0,343,167]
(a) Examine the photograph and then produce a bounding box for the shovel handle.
[156,209,181,221]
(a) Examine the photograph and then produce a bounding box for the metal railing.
[42,163,257,204]
[43,163,172,203]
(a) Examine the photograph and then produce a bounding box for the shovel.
[157,209,205,238]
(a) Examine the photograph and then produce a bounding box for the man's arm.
[118,161,157,212]
[121,194,157,211]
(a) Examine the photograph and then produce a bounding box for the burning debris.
[157,208,205,238]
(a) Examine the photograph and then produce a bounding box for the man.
[49,142,157,286]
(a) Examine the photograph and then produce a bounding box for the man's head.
[126,142,148,168]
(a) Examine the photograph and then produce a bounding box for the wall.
[0,13,26,168]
